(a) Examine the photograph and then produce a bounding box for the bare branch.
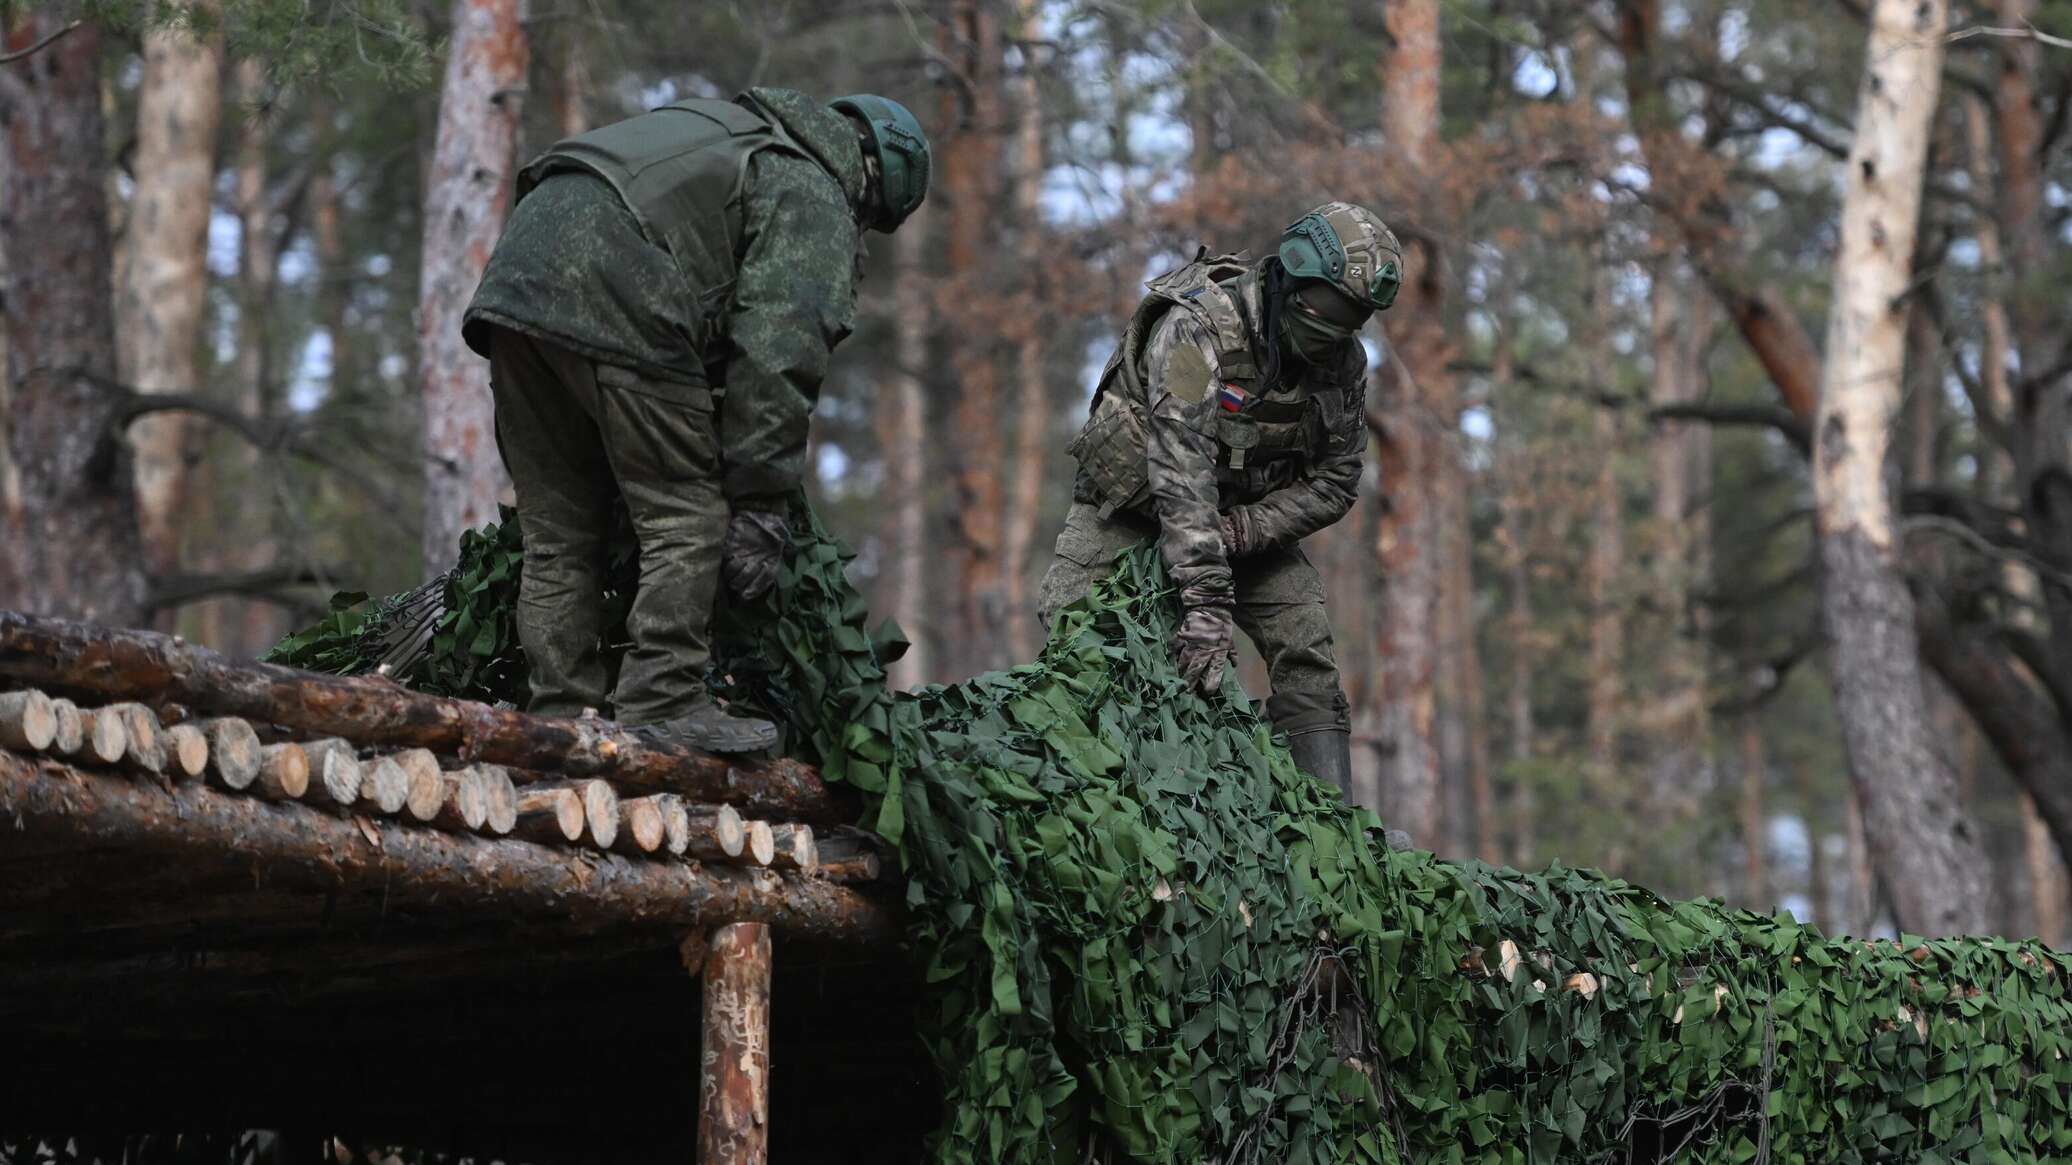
[147,565,347,613]
[0,20,82,66]
[1945,23,2072,53]
[1648,402,1812,456]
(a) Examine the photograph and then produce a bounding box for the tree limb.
[0,19,82,65]
[146,565,349,613]
[1648,402,1811,455]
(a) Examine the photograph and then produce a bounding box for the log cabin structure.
[0,611,936,1161]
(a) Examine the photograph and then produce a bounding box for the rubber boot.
[632,699,779,754]
[1287,727,1353,796]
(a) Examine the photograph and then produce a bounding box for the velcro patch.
[1165,343,1213,404]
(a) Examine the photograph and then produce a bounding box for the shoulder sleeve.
[717,151,859,507]
[1143,313,1233,604]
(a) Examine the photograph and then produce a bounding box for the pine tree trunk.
[1000,0,1050,663]
[880,222,933,689]
[2023,794,2069,947]
[1373,0,1447,847]
[939,0,1007,676]
[1814,0,1990,937]
[118,10,224,580]
[1738,715,1768,911]
[1585,279,1624,774]
[420,0,526,573]
[0,15,148,627]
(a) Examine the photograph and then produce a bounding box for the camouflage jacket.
[1069,256,1367,605]
[464,87,867,509]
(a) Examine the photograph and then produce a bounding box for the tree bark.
[419,0,526,572]
[117,9,224,580]
[1738,714,1768,911]
[1814,0,1990,937]
[0,752,894,946]
[939,0,1008,676]
[1585,276,1624,774]
[999,0,1051,664]
[0,611,855,824]
[1372,0,1447,847]
[2023,793,2068,947]
[698,922,772,1165]
[0,14,148,626]
[879,221,932,689]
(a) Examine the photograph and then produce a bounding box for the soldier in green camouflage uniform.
[463,87,930,751]
[1038,203,1401,793]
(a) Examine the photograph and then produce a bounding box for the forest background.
[2,0,2069,944]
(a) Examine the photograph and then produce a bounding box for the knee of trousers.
[1266,685,1350,736]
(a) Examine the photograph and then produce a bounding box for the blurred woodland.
[2,0,2071,942]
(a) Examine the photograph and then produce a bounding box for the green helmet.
[1276,201,1403,311]
[829,94,931,233]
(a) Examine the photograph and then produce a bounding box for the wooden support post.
[698,921,771,1165]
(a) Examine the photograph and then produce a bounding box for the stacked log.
[0,684,852,882]
[0,612,854,823]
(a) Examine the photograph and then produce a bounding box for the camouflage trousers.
[488,327,726,725]
[1037,501,1351,735]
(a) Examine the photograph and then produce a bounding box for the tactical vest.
[517,97,811,355]
[1070,253,1361,517]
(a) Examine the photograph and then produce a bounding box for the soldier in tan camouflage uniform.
[1038,203,1402,793]
[464,89,930,752]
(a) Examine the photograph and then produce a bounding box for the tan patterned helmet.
[1276,201,1403,311]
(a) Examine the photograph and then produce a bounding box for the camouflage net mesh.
[271,498,2072,1164]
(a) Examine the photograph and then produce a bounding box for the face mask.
[1280,309,1352,364]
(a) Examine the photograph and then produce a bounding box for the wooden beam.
[698,921,771,1165]
[0,610,855,823]
[0,753,897,946]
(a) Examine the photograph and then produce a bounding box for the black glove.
[722,510,790,600]
[1173,605,1235,692]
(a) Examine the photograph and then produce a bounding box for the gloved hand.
[1173,604,1235,692]
[722,510,791,600]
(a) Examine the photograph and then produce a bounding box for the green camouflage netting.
[271,498,2072,1164]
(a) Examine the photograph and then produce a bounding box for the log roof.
[0,613,928,1157]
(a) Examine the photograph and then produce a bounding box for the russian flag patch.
[1217,383,1248,413]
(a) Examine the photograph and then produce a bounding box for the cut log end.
[770,823,817,874]
[478,764,518,836]
[360,755,411,816]
[618,795,667,854]
[657,793,692,857]
[109,702,167,774]
[436,766,490,832]
[394,748,445,822]
[301,738,363,808]
[746,820,776,867]
[255,743,309,801]
[0,689,57,753]
[164,723,210,779]
[46,698,84,757]
[200,718,261,790]
[515,785,584,843]
[85,706,128,766]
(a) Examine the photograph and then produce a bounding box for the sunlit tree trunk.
[2024,795,2069,946]
[420,0,526,573]
[937,0,1007,677]
[1000,0,1050,663]
[1372,0,1446,846]
[1815,0,1989,937]
[879,221,933,690]
[0,15,147,626]
[118,9,223,583]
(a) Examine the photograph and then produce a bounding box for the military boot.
[632,700,779,754]
[1287,727,1353,796]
